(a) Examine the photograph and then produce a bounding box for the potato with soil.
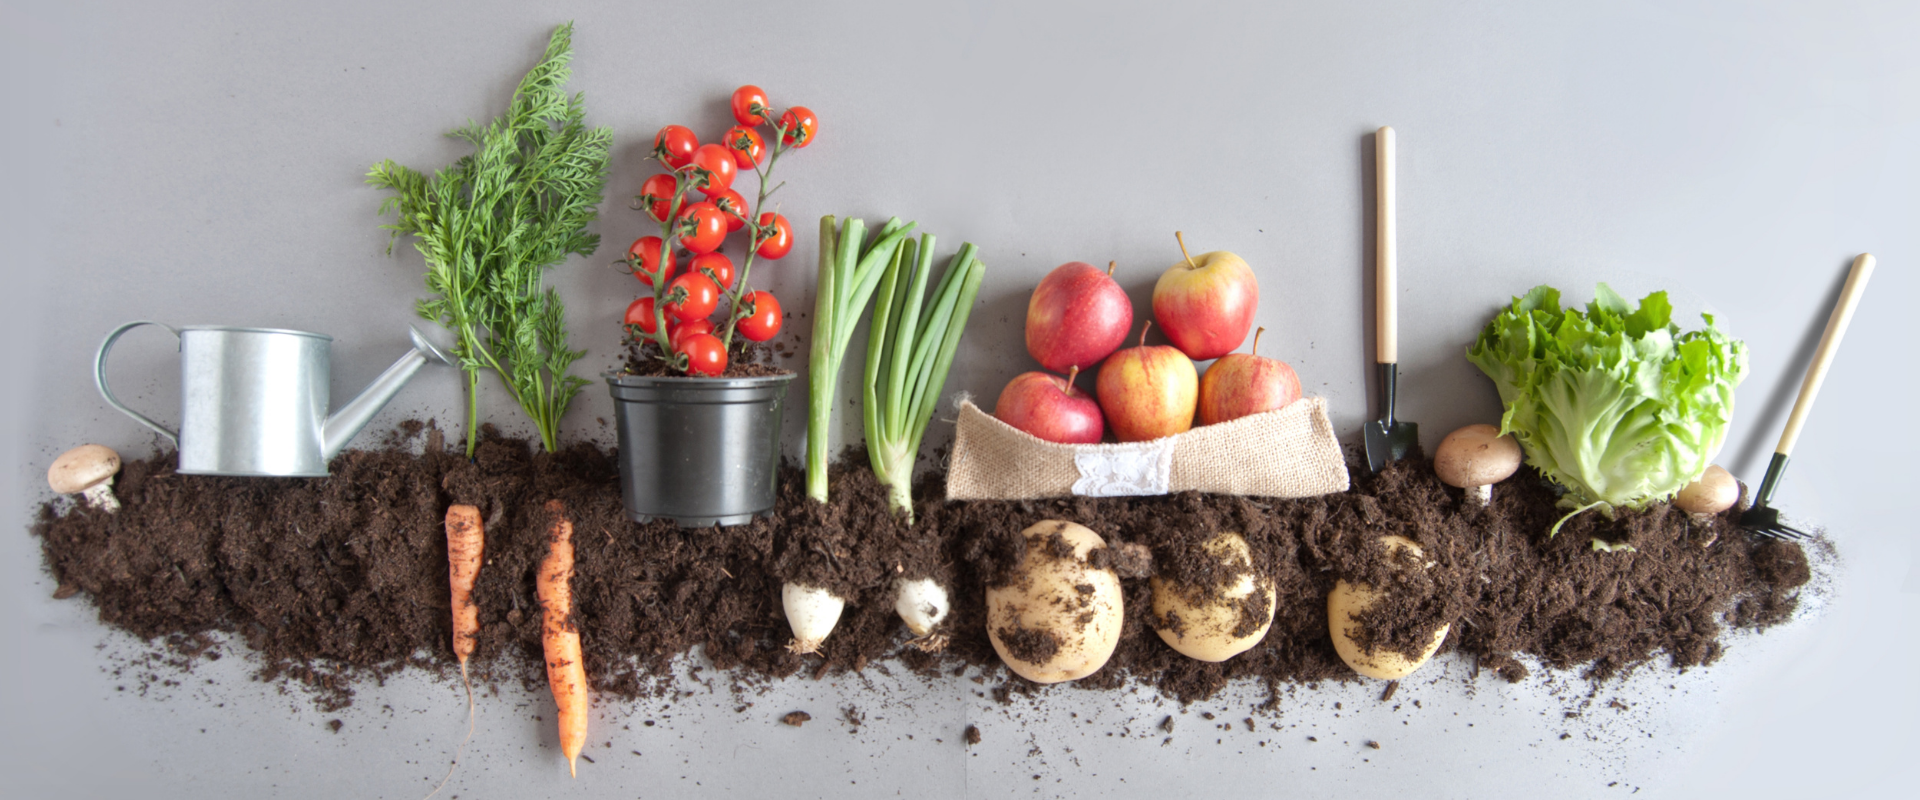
[987,521,1124,683]
[1150,532,1275,662]
[1328,535,1451,679]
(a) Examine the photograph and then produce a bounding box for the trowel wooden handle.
[1375,126,1398,364]
[1775,253,1874,457]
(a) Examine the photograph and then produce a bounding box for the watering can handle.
[95,320,181,445]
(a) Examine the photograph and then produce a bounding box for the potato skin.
[987,521,1124,683]
[1327,535,1449,680]
[1151,532,1275,662]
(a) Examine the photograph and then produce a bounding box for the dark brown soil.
[30,424,1816,711]
[619,332,789,378]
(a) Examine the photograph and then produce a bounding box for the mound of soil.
[30,424,1815,710]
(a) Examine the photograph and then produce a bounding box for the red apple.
[1197,328,1302,425]
[1026,260,1133,374]
[1095,324,1198,442]
[1152,234,1258,361]
[994,367,1104,444]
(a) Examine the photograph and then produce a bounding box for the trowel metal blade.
[1364,419,1418,473]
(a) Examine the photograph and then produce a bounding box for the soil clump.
[31,425,1816,709]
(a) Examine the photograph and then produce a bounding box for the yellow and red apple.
[1152,248,1258,361]
[1095,329,1197,442]
[1197,329,1302,424]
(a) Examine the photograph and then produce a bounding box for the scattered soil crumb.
[1159,716,1175,734]
[1381,681,1399,702]
[1366,740,1381,750]
[964,725,982,745]
[780,711,811,727]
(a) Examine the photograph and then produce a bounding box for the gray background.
[3,0,1915,797]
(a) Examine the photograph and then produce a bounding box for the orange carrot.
[539,499,588,778]
[427,503,483,800]
[445,504,483,673]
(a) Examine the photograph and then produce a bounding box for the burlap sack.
[946,397,1349,501]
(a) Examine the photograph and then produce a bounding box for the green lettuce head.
[1465,284,1747,534]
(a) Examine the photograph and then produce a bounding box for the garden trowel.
[1365,126,1418,472]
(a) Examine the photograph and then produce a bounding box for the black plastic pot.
[605,371,795,527]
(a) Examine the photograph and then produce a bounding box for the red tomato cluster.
[622,85,816,376]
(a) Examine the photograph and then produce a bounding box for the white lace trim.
[1071,439,1175,497]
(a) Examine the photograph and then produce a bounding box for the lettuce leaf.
[1465,284,1747,531]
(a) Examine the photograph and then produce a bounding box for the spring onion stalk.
[862,237,985,517]
[861,236,984,647]
[805,215,917,503]
[788,215,914,656]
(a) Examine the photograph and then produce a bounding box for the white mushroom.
[1673,464,1738,523]
[1433,424,1522,507]
[49,444,123,512]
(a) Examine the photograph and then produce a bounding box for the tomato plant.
[730,85,770,126]
[690,252,735,290]
[677,332,728,376]
[665,272,720,321]
[677,202,727,253]
[754,213,793,259]
[737,291,783,342]
[778,107,817,148]
[653,125,699,168]
[623,297,660,335]
[688,143,737,195]
[626,235,675,286]
[708,188,749,232]
[723,126,765,169]
[625,86,815,374]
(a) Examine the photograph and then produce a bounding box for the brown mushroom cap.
[48,444,122,494]
[1433,424,1522,489]
[1674,464,1738,515]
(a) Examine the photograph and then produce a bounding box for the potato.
[1327,535,1450,679]
[1150,532,1275,662]
[986,521,1124,683]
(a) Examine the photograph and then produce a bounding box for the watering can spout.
[321,326,454,461]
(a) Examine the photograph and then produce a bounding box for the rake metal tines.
[1738,453,1813,540]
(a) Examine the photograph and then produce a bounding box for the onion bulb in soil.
[894,577,950,649]
[783,582,845,655]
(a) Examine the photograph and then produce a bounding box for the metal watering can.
[95,322,454,477]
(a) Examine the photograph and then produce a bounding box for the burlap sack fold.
[946,397,1349,501]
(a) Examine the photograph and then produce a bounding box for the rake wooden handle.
[1375,126,1397,365]
[1774,253,1875,457]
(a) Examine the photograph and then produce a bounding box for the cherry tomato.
[688,143,737,196]
[676,202,727,254]
[723,126,765,169]
[638,173,678,222]
[665,271,720,322]
[689,251,735,290]
[737,291,784,342]
[623,297,661,335]
[653,125,698,168]
[669,317,715,351]
[626,235,675,286]
[677,332,728,377]
[754,213,794,259]
[730,85,771,126]
[707,188,750,233]
[778,106,817,148]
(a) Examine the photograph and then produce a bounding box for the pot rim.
[603,369,795,389]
